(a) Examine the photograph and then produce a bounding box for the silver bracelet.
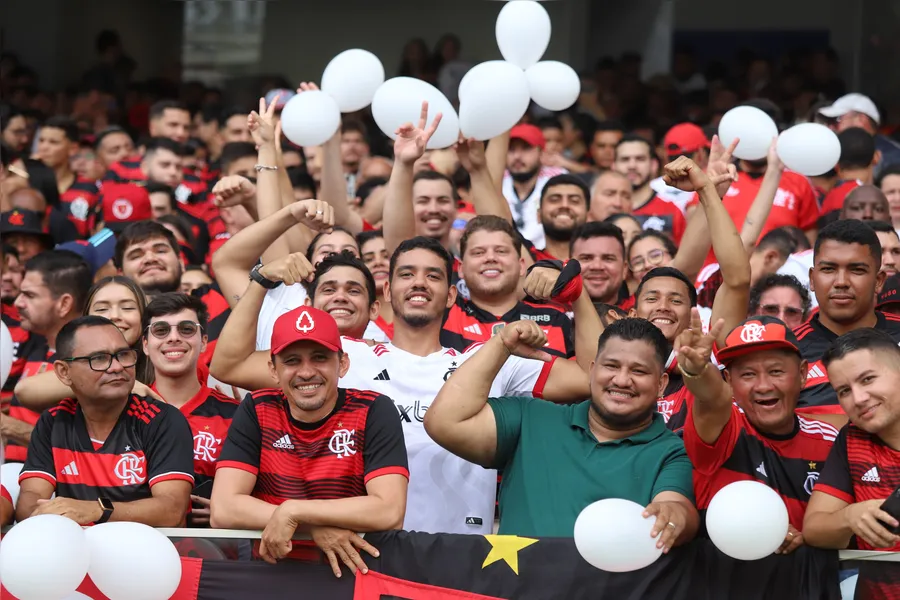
[254,164,278,172]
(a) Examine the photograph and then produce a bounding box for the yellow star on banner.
[481,535,538,575]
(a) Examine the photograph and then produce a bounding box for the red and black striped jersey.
[19,395,195,502]
[217,388,408,506]
[795,312,900,414]
[440,297,574,358]
[5,343,54,463]
[191,283,230,368]
[60,177,100,237]
[657,375,692,434]
[684,404,837,530]
[1,304,36,406]
[102,156,145,184]
[815,425,900,598]
[151,384,239,498]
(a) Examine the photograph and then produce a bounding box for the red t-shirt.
[633,195,687,244]
[688,171,818,267]
[820,179,863,215]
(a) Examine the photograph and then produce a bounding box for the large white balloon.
[458,61,530,141]
[321,49,385,113]
[574,498,664,573]
[1,461,22,507]
[0,514,90,600]
[526,61,580,111]
[279,91,341,147]
[371,77,459,150]
[706,480,789,561]
[61,594,93,600]
[1,320,13,389]
[495,0,551,70]
[777,123,841,176]
[718,106,779,161]
[86,522,182,600]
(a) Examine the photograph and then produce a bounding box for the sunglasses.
[146,320,202,339]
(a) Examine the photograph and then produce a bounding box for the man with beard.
[534,174,590,261]
[569,222,628,306]
[867,221,900,276]
[501,124,567,249]
[115,221,184,296]
[795,219,900,418]
[210,236,591,535]
[425,317,699,542]
[805,329,900,598]
[441,215,575,356]
[676,311,837,550]
[613,135,686,243]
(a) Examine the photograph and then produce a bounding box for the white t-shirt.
[502,166,567,248]
[776,249,818,309]
[339,339,554,535]
[649,177,692,214]
[255,285,389,351]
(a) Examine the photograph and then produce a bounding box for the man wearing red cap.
[211,303,408,576]
[650,123,710,213]
[676,310,837,553]
[501,124,567,249]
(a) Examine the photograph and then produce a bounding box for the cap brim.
[818,105,849,118]
[509,135,536,146]
[716,341,800,365]
[271,338,342,356]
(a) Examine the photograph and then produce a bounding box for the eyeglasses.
[759,305,805,320]
[63,348,139,372]
[630,248,670,271]
[146,320,202,339]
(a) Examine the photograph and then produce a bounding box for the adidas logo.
[273,435,295,450]
[862,466,881,483]
[807,364,826,379]
[374,369,390,381]
[756,462,767,478]
[61,461,79,476]
[464,324,482,335]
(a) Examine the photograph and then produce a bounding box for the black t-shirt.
[20,395,195,502]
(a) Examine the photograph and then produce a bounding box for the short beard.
[591,398,656,431]
[142,276,181,297]
[542,221,575,242]
[510,166,540,183]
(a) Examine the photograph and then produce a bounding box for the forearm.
[683,363,730,409]
[383,162,416,253]
[14,372,72,411]
[485,132,510,194]
[109,495,190,527]
[673,501,699,546]
[15,491,44,522]
[275,143,311,254]
[740,166,782,252]
[1,416,34,446]
[284,495,404,532]
[699,182,750,289]
[468,166,513,221]
[256,144,291,262]
[209,282,267,380]
[671,208,712,282]
[572,290,603,373]
[321,135,363,234]
[803,509,854,548]
[210,493,278,530]
[429,336,507,422]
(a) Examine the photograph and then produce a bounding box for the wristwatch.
[97,497,115,524]
[250,263,282,289]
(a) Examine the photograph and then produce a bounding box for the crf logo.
[69,197,90,220]
[657,399,674,422]
[112,198,133,220]
[739,323,766,343]
[804,471,819,496]
[328,428,357,459]
[193,431,221,462]
[114,452,146,485]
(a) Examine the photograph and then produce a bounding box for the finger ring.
[787,531,794,538]
[667,522,677,529]
[316,210,323,214]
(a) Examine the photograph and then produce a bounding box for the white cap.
[818,93,880,124]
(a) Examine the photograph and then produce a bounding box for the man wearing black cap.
[677,310,837,552]
[0,209,53,262]
[876,272,900,315]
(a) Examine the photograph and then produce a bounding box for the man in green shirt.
[425,318,698,551]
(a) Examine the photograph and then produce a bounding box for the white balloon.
[458,61,530,141]
[1,321,13,389]
[1,461,22,507]
[321,49,385,113]
[526,61,580,111]
[718,106,779,161]
[495,0,551,69]
[574,498,664,573]
[61,594,92,600]
[706,480,789,561]
[371,77,459,150]
[0,514,90,600]
[279,91,341,147]
[86,522,181,600]
[777,123,842,176]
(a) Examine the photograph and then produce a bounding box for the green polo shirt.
[487,396,694,537]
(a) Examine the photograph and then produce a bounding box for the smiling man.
[569,221,628,306]
[115,221,184,296]
[676,311,836,551]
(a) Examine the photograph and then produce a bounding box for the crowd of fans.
[3,28,900,594]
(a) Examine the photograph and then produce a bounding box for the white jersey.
[255,285,388,351]
[502,166,567,248]
[649,176,692,214]
[339,339,553,535]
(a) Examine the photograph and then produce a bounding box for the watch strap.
[250,264,282,289]
[96,497,114,524]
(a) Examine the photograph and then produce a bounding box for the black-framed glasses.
[63,349,139,372]
[630,248,670,271]
[146,320,202,339]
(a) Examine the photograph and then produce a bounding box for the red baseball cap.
[270,306,343,356]
[510,124,546,150]
[101,182,153,232]
[663,123,710,156]
[715,316,801,365]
